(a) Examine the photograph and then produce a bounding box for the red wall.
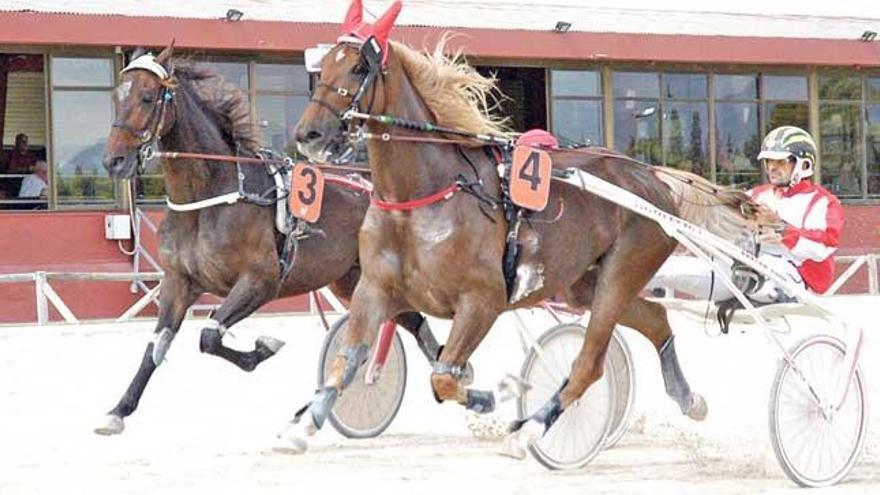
[0,210,309,324]
[1,205,878,324]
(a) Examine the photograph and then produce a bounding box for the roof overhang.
[1,11,879,67]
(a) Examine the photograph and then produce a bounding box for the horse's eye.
[141,95,155,105]
[352,62,368,76]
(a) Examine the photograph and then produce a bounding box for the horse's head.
[103,43,176,179]
[293,0,401,163]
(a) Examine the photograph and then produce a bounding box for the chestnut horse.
[280,0,769,454]
[95,44,445,436]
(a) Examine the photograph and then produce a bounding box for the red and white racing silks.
[748,181,845,294]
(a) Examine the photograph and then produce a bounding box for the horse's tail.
[652,166,775,243]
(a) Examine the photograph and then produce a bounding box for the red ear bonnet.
[339,0,402,65]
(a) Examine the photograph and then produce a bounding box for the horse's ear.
[373,1,402,48]
[341,0,364,33]
[155,39,175,67]
[129,46,147,62]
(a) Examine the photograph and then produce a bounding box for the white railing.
[826,254,880,296]
[0,271,162,325]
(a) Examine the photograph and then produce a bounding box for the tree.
[666,108,684,166]
[689,110,704,175]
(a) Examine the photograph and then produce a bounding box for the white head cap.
[121,54,169,80]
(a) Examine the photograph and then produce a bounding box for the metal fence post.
[34,271,49,325]
[869,254,879,295]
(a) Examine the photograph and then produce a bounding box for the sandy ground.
[1,297,878,494]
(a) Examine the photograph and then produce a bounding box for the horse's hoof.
[499,420,542,460]
[273,416,317,455]
[256,335,286,355]
[274,433,309,455]
[94,414,125,436]
[687,394,708,421]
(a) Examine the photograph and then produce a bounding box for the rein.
[147,149,371,175]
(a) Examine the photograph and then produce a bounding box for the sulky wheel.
[318,313,408,439]
[603,327,636,449]
[517,323,614,470]
[768,334,868,487]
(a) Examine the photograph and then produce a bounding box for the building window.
[0,54,47,210]
[51,57,116,207]
[819,74,865,198]
[762,74,809,134]
[255,63,309,154]
[662,73,708,176]
[549,70,602,146]
[868,77,880,196]
[715,74,760,187]
[613,71,661,164]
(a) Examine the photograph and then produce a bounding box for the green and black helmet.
[757,126,818,184]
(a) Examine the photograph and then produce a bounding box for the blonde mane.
[389,37,510,139]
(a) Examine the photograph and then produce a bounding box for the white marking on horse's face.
[335,49,346,63]
[116,81,132,103]
[510,263,545,305]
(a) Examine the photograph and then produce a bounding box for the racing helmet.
[757,126,818,186]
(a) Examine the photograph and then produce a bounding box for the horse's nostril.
[304,130,323,143]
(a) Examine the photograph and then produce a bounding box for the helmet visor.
[757,150,793,161]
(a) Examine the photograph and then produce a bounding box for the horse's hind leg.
[94,275,199,435]
[568,273,707,420]
[508,221,674,455]
[198,274,282,372]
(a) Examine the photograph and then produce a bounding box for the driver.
[647,126,844,303]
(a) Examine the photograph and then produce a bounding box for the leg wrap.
[659,335,694,414]
[338,343,368,388]
[308,387,339,429]
[151,327,174,366]
[414,318,441,364]
[199,327,222,354]
[510,379,567,433]
[465,389,496,414]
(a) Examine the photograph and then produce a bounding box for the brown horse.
[280,0,770,454]
[95,44,446,436]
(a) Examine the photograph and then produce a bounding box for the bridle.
[308,37,385,158]
[111,54,177,173]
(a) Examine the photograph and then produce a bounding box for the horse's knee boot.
[150,327,174,366]
[199,327,222,354]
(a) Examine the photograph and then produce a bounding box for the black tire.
[768,334,868,487]
[317,313,408,439]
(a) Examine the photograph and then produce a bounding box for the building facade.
[0,1,878,321]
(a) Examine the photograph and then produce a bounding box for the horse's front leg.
[94,275,199,435]
[198,273,284,372]
[275,279,398,454]
[429,293,502,413]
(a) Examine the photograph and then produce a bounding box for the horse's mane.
[390,37,510,139]
[172,63,260,154]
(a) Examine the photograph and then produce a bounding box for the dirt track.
[1,301,878,494]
